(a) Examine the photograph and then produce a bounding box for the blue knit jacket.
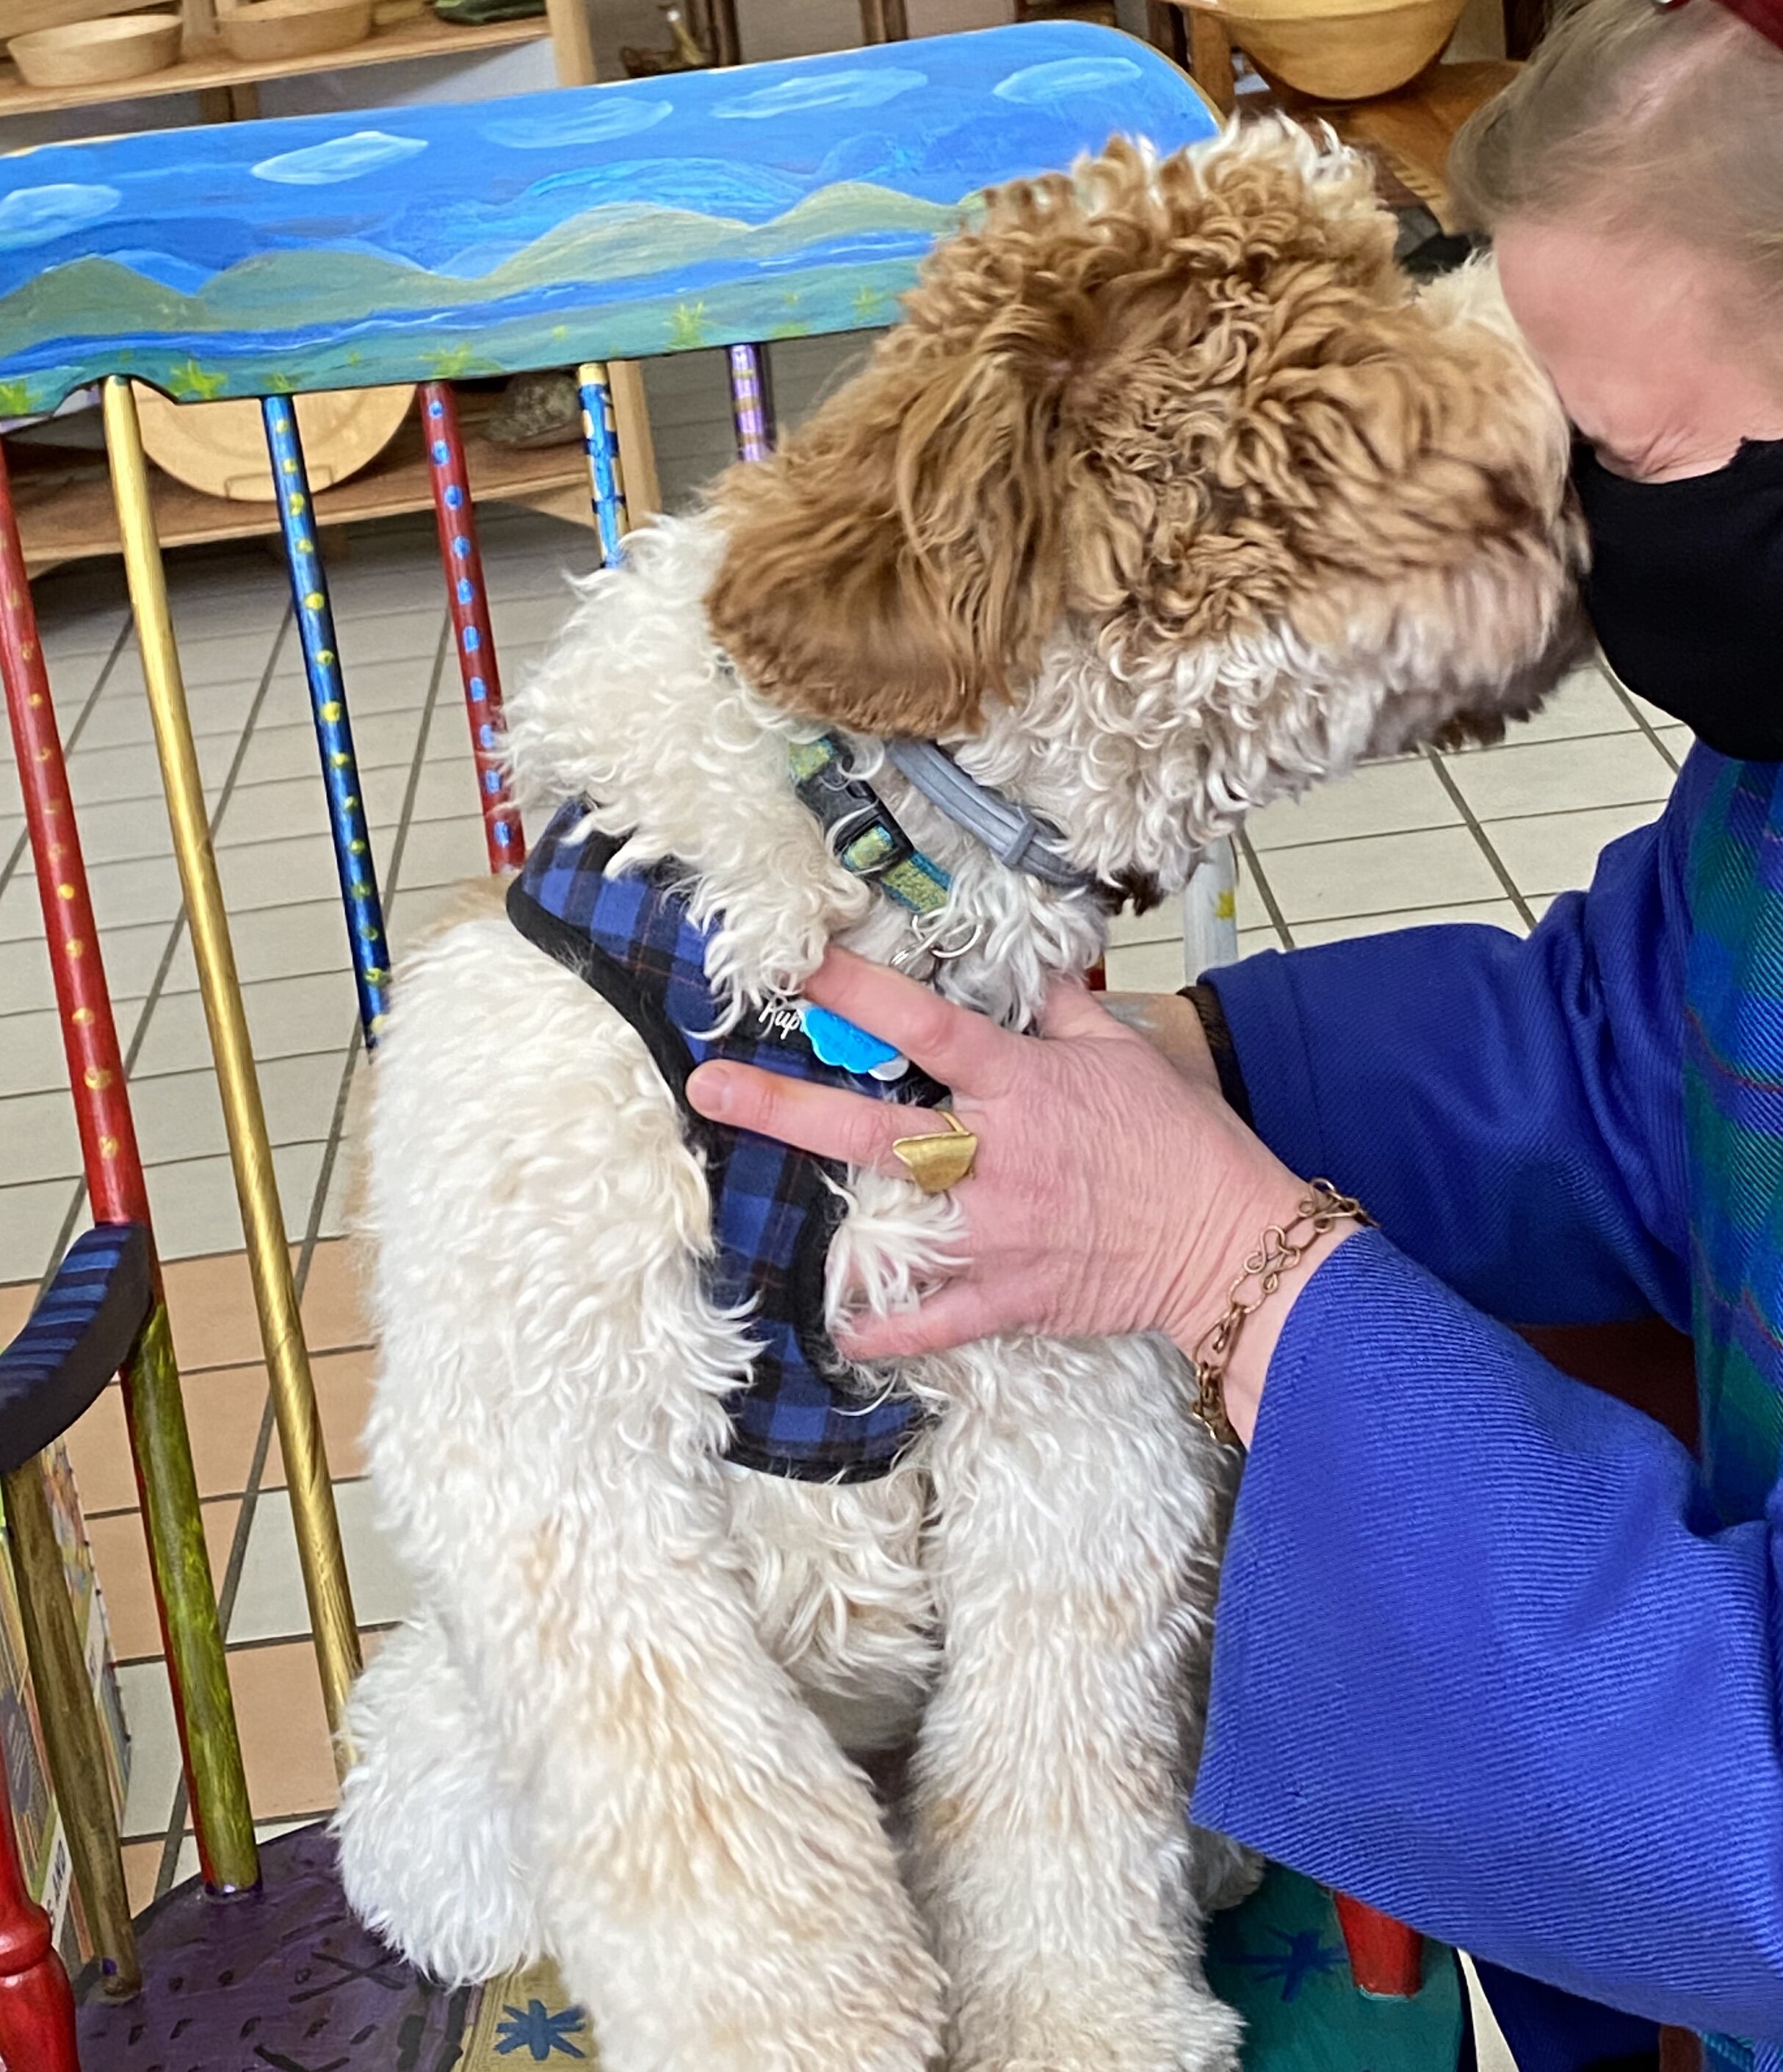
[1199,745,1783,2065]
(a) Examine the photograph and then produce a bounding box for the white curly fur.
[336,126,1580,2072]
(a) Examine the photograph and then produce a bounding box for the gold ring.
[891,1110,979,1195]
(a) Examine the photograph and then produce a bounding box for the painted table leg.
[419,383,526,875]
[104,378,362,1764]
[0,1718,79,2072]
[0,435,258,1897]
[1184,837,1239,978]
[262,399,393,1048]
[1334,1891,1425,1998]
[577,362,630,571]
[726,344,776,465]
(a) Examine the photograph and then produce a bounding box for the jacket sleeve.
[1204,765,1706,1332]
[1191,1228,1783,2039]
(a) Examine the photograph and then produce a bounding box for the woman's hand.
[686,953,1357,1439]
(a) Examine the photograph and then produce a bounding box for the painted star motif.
[494,1996,588,2060]
[1219,1925,1348,2004]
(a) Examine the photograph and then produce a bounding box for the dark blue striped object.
[0,1224,151,1475]
[508,801,941,1481]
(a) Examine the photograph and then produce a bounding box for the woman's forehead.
[1494,218,1771,452]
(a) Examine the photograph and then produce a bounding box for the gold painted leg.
[102,378,362,1765]
[4,1456,140,1996]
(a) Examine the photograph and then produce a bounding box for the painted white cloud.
[0,182,120,250]
[484,96,673,148]
[993,55,1142,103]
[713,66,925,119]
[250,129,428,186]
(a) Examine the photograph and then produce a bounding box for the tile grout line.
[1604,671,1682,774]
[1234,894,1542,936]
[153,613,454,1898]
[1420,748,1538,931]
[1235,828,1295,950]
[0,614,136,905]
[43,611,297,1296]
[1248,788,1677,859]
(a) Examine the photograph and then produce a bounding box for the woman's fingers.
[688,1057,958,1174]
[803,947,1015,1095]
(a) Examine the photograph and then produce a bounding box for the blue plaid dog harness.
[507,795,947,1483]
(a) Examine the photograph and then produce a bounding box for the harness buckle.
[829,795,916,878]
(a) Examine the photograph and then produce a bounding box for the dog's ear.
[705,129,1406,737]
[704,222,1088,737]
[705,141,1234,738]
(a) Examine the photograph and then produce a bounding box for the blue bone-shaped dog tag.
[800,1004,908,1081]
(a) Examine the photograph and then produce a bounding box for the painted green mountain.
[0,181,969,356]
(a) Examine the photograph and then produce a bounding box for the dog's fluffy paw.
[334,1618,542,1985]
[954,1983,1243,2072]
[563,1907,945,2072]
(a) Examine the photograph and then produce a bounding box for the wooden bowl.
[8,11,181,85]
[1187,0,1466,99]
[131,382,415,502]
[219,0,372,62]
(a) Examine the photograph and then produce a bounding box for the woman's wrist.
[1164,1184,1368,1448]
[1213,1221,1364,1446]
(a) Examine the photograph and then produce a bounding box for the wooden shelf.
[0,10,551,118]
[11,405,593,572]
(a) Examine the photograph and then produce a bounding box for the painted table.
[0,22,1214,417]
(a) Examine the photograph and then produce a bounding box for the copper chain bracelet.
[1187,1179,1372,1445]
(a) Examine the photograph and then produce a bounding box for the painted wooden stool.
[0,25,1446,2065]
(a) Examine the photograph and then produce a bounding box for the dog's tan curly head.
[706,123,1583,748]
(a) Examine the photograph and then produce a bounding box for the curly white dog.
[336,125,1584,2072]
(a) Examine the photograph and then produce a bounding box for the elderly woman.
[684,0,1783,2065]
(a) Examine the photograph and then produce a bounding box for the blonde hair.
[1449,0,1783,298]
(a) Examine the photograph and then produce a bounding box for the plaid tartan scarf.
[1683,757,1783,2072]
[507,798,944,1482]
[1684,757,1783,1531]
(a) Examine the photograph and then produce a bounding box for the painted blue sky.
[0,23,1215,299]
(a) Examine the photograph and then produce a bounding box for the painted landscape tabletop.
[0,21,1218,419]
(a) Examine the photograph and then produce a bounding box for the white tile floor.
[1106,663,1682,978]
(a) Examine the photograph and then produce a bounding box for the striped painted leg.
[262,397,394,1047]
[726,342,775,464]
[419,381,526,873]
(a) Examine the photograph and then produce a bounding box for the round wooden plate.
[131,383,416,502]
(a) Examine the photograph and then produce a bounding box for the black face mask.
[1572,434,1783,762]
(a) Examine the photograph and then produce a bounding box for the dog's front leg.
[908,1338,1243,2072]
[346,929,944,2072]
[433,1440,944,2072]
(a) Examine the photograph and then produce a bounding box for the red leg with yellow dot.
[0,438,258,1899]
